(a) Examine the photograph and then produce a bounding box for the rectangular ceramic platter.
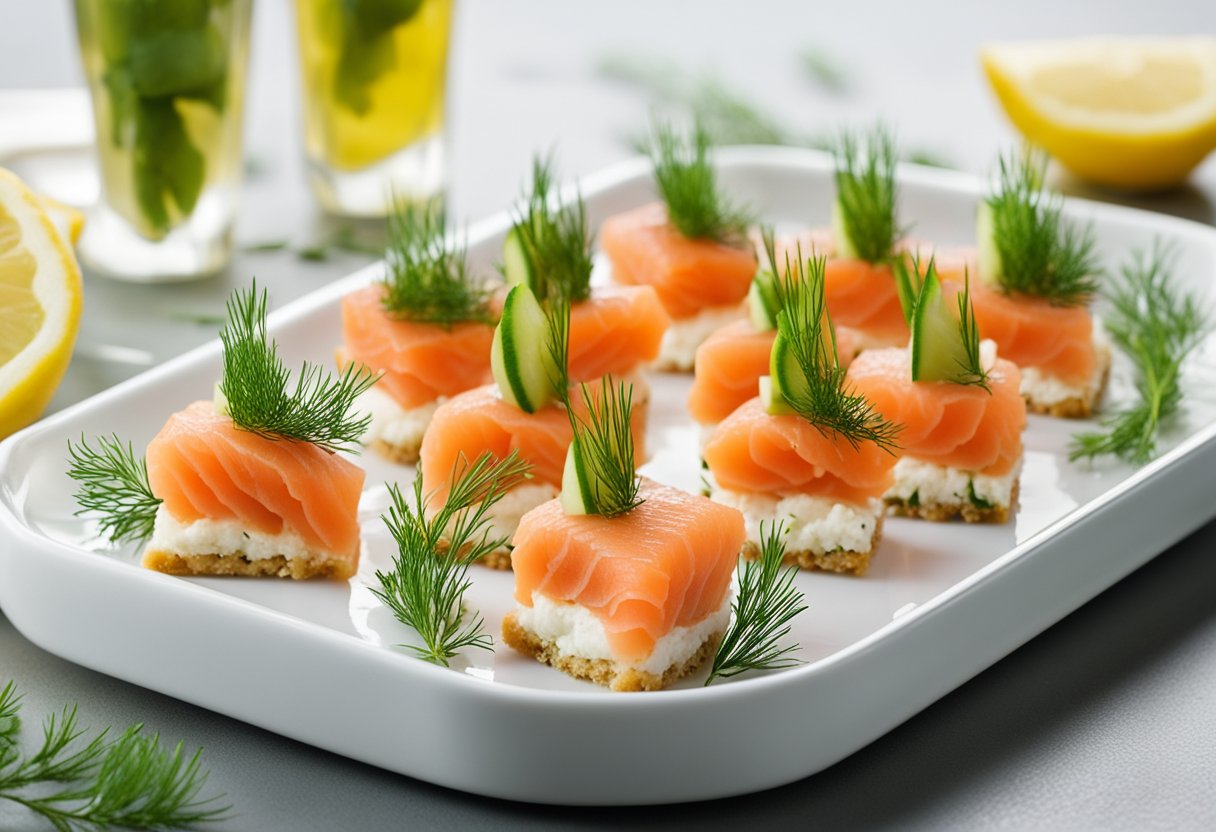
[4,147,1216,806]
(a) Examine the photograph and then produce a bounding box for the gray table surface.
[3,1,1216,828]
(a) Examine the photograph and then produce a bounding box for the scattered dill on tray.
[706,520,807,685]
[776,248,902,452]
[566,378,644,518]
[0,679,229,830]
[510,155,594,305]
[834,126,901,263]
[380,199,493,327]
[983,149,1100,306]
[66,434,162,545]
[373,451,532,666]
[645,121,752,247]
[218,282,377,453]
[1071,243,1208,465]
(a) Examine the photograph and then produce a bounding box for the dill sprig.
[566,378,643,519]
[897,257,990,390]
[985,149,1100,306]
[0,679,229,830]
[67,434,162,545]
[706,521,807,685]
[834,126,901,263]
[954,270,991,390]
[1071,243,1208,465]
[778,248,902,452]
[544,295,572,401]
[645,121,752,247]
[510,155,594,305]
[380,198,493,327]
[373,451,532,666]
[219,282,377,453]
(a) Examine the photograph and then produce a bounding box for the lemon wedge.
[0,167,84,440]
[982,37,1216,190]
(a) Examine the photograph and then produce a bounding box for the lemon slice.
[0,167,84,439]
[982,37,1216,190]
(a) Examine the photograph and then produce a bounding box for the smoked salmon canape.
[847,260,1028,523]
[689,230,862,426]
[599,123,757,371]
[703,253,902,576]
[772,127,911,350]
[419,285,647,570]
[969,150,1108,418]
[67,284,376,581]
[504,380,747,691]
[340,202,498,465]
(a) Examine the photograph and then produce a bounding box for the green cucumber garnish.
[975,200,1002,288]
[747,270,781,331]
[501,226,536,291]
[491,284,556,413]
[558,438,594,515]
[831,197,860,260]
[910,268,968,383]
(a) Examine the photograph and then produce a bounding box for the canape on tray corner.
[600,124,758,371]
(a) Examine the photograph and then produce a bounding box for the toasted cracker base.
[741,514,884,576]
[142,549,356,580]
[502,611,722,691]
[473,547,513,571]
[1024,343,1112,419]
[369,437,423,465]
[886,479,1019,524]
[653,353,695,373]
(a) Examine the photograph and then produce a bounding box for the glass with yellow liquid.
[296,0,453,217]
[73,0,251,281]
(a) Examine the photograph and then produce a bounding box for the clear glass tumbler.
[73,0,252,282]
[295,0,453,217]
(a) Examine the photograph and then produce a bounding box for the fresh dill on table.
[566,378,644,519]
[834,126,901,263]
[777,250,902,452]
[705,521,807,685]
[645,121,752,247]
[510,155,594,304]
[1071,243,1208,465]
[66,434,162,545]
[373,451,532,666]
[984,150,1100,306]
[0,679,229,830]
[380,199,493,327]
[218,282,377,453]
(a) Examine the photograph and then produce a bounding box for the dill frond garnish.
[218,282,377,453]
[834,126,901,263]
[373,451,532,666]
[0,679,229,829]
[705,520,807,685]
[645,121,752,247]
[67,434,162,545]
[544,295,572,401]
[566,378,643,519]
[510,155,594,304]
[984,149,1100,306]
[381,199,493,327]
[954,269,991,391]
[777,248,902,452]
[1071,243,1208,465]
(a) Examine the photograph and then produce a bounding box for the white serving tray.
[3,147,1216,806]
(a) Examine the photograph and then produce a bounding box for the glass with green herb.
[73,0,252,281]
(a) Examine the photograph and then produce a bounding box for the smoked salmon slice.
[504,477,745,690]
[688,321,862,424]
[144,401,366,579]
[600,203,757,320]
[846,347,1026,477]
[568,285,671,382]
[342,285,495,412]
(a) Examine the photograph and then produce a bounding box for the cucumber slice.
[909,269,969,383]
[212,382,230,416]
[502,226,536,290]
[559,438,595,515]
[491,284,555,413]
[759,375,794,415]
[768,331,810,411]
[975,201,1002,288]
[893,257,920,325]
[747,270,781,331]
[831,198,859,260]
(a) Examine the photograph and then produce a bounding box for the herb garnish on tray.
[380,200,493,327]
[1071,244,1208,464]
[373,451,531,666]
[646,121,752,247]
[66,435,162,545]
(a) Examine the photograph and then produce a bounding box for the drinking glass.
[295,0,453,217]
[73,0,252,281]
